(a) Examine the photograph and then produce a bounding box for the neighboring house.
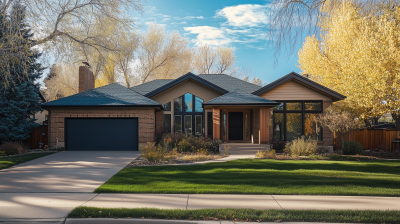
[41,66,346,151]
[32,90,48,125]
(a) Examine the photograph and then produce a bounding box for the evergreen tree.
[0,2,44,143]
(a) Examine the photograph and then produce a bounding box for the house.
[41,66,346,151]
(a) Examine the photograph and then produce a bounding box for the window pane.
[164,102,171,111]
[305,102,322,111]
[184,93,193,112]
[174,115,182,132]
[195,115,202,135]
[274,102,284,111]
[286,102,302,110]
[174,96,182,112]
[184,115,192,133]
[286,113,302,141]
[273,113,284,141]
[195,96,203,112]
[223,114,227,137]
[164,114,171,133]
[305,113,322,141]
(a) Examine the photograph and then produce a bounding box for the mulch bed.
[126,154,229,167]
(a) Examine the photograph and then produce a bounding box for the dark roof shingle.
[130,79,174,95]
[204,91,279,105]
[42,83,161,107]
[198,74,262,93]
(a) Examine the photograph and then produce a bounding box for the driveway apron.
[0,151,140,193]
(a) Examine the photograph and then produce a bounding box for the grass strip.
[95,159,400,196]
[0,152,55,170]
[68,207,400,223]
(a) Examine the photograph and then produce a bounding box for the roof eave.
[203,102,280,106]
[41,104,163,110]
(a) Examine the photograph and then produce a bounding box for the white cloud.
[172,21,187,25]
[216,4,269,27]
[184,26,232,46]
[185,16,204,20]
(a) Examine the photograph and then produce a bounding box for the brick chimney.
[79,66,94,93]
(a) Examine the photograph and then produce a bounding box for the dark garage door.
[66,118,138,151]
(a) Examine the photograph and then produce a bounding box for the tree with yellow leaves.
[298,1,400,129]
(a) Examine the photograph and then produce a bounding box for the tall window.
[174,93,203,135]
[273,101,322,141]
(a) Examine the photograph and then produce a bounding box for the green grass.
[95,159,400,196]
[0,152,55,170]
[68,207,400,223]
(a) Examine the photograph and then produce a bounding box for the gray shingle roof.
[204,92,279,105]
[42,83,161,107]
[130,79,174,95]
[198,74,262,93]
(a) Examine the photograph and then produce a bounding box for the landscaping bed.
[135,133,229,166]
[68,207,400,223]
[95,158,400,196]
[126,153,228,167]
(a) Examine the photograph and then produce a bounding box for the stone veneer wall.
[48,108,156,148]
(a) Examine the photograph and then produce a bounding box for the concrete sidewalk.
[1,193,399,222]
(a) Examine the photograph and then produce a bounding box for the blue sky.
[136,0,302,84]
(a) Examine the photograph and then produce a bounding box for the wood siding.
[25,125,48,149]
[260,80,333,101]
[151,80,223,106]
[334,129,400,151]
[259,107,269,144]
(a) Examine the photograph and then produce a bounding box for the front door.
[228,112,243,140]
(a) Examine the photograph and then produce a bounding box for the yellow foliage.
[298,1,400,121]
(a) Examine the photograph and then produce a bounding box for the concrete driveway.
[0,151,140,193]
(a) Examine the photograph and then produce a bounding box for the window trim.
[273,100,323,141]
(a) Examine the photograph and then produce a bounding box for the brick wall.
[78,66,94,93]
[155,110,164,134]
[48,108,156,148]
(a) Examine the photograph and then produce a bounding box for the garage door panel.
[66,118,138,151]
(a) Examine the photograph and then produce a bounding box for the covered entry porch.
[203,92,279,144]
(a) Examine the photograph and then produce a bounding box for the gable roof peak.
[252,71,346,101]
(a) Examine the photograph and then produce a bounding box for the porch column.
[212,108,220,140]
[259,107,269,144]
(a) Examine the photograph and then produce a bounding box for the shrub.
[317,145,330,155]
[205,139,222,153]
[256,149,276,158]
[284,136,317,157]
[0,142,27,156]
[0,151,6,156]
[343,141,363,155]
[140,142,165,163]
[178,139,192,152]
[272,140,287,152]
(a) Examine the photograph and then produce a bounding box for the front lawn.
[68,207,400,223]
[0,152,55,170]
[95,159,400,196]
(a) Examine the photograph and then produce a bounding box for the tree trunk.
[364,119,371,127]
[392,113,400,131]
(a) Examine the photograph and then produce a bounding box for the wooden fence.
[25,125,48,149]
[333,129,400,151]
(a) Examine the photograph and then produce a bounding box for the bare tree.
[0,0,143,87]
[135,23,193,84]
[268,0,398,58]
[43,63,78,101]
[193,44,236,75]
